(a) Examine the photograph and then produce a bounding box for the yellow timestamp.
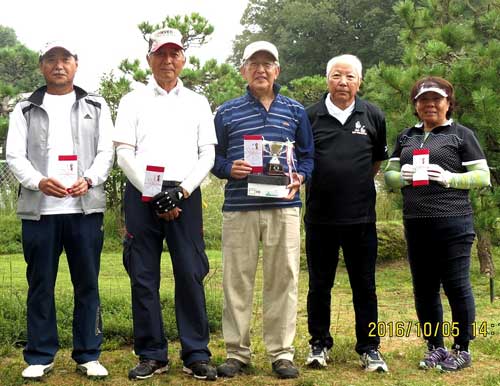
[368,321,493,338]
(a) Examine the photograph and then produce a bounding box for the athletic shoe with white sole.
[359,350,388,372]
[305,343,329,368]
[22,363,54,380]
[76,360,108,378]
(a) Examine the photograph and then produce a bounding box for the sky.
[0,0,249,92]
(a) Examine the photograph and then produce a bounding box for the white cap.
[148,28,183,54]
[242,41,279,64]
[40,40,77,57]
[414,84,448,100]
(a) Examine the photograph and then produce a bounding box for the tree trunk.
[476,230,495,277]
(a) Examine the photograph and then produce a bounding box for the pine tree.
[364,0,500,279]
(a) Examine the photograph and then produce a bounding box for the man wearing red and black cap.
[6,41,114,380]
[113,27,217,381]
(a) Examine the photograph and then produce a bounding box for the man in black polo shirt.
[304,54,389,372]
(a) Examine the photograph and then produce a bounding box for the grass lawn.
[0,247,499,386]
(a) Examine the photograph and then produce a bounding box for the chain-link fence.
[0,160,18,213]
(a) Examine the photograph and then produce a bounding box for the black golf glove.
[150,186,184,213]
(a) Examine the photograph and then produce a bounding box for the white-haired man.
[304,54,389,372]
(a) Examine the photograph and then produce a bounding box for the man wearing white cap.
[6,41,114,380]
[113,27,217,381]
[212,41,314,379]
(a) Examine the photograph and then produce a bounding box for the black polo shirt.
[305,95,388,225]
[390,121,486,219]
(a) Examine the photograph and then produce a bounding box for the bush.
[0,214,21,254]
[377,220,407,261]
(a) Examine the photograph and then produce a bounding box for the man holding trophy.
[212,41,314,379]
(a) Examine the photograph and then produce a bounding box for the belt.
[162,180,181,189]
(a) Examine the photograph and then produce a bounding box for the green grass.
[0,247,499,385]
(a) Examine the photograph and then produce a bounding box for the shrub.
[377,220,407,262]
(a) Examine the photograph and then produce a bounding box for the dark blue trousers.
[22,213,104,365]
[305,222,380,354]
[404,215,476,350]
[123,183,211,366]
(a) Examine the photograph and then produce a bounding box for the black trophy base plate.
[247,174,289,185]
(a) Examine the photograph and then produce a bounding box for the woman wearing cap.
[384,76,490,371]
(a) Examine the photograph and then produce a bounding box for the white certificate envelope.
[244,135,263,173]
[412,148,429,186]
[142,165,165,202]
[56,155,78,188]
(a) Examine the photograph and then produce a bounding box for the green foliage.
[137,13,215,48]
[182,59,246,110]
[0,214,21,254]
[98,71,131,121]
[364,0,500,258]
[280,75,326,107]
[0,26,17,48]
[99,13,243,111]
[0,26,43,138]
[377,221,407,261]
[118,13,215,85]
[0,253,223,350]
[0,44,43,93]
[231,0,403,84]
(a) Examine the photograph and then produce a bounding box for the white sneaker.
[305,344,329,368]
[76,360,109,378]
[22,363,54,379]
[359,350,388,372]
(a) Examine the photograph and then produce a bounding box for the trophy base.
[267,163,284,176]
[247,174,289,198]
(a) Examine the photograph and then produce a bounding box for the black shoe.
[128,359,169,380]
[217,358,247,377]
[272,359,299,379]
[183,361,217,381]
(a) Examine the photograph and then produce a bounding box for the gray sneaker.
[216,358,247,378]
[419,346,449,369]
[305,343,329,368]
[359,350,388,372]
[437,349,471,372]
[272,359,299,379]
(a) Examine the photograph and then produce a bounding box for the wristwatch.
[84,177,93,189]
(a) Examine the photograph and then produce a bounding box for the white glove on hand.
[400,164,416,182]
[427,164,452,187]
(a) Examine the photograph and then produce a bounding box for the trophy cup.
[247,139,290,198]
[266,142,286,175]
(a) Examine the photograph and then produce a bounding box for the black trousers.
[305,222,380,354]
[404,215,476,350]
[123,182,211,365]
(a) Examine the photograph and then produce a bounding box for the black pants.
[404,215,476,350]
[22,213,104,365]
[305,222,380,354]
[123,183,211,366]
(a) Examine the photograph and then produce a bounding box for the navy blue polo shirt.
[305,95,388,225]
[212,85,315,212]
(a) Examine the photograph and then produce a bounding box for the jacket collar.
[27,85,88,106]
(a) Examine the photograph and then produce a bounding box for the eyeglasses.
[246,61,277,70]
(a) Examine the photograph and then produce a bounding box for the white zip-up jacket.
[6,85,114,220]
